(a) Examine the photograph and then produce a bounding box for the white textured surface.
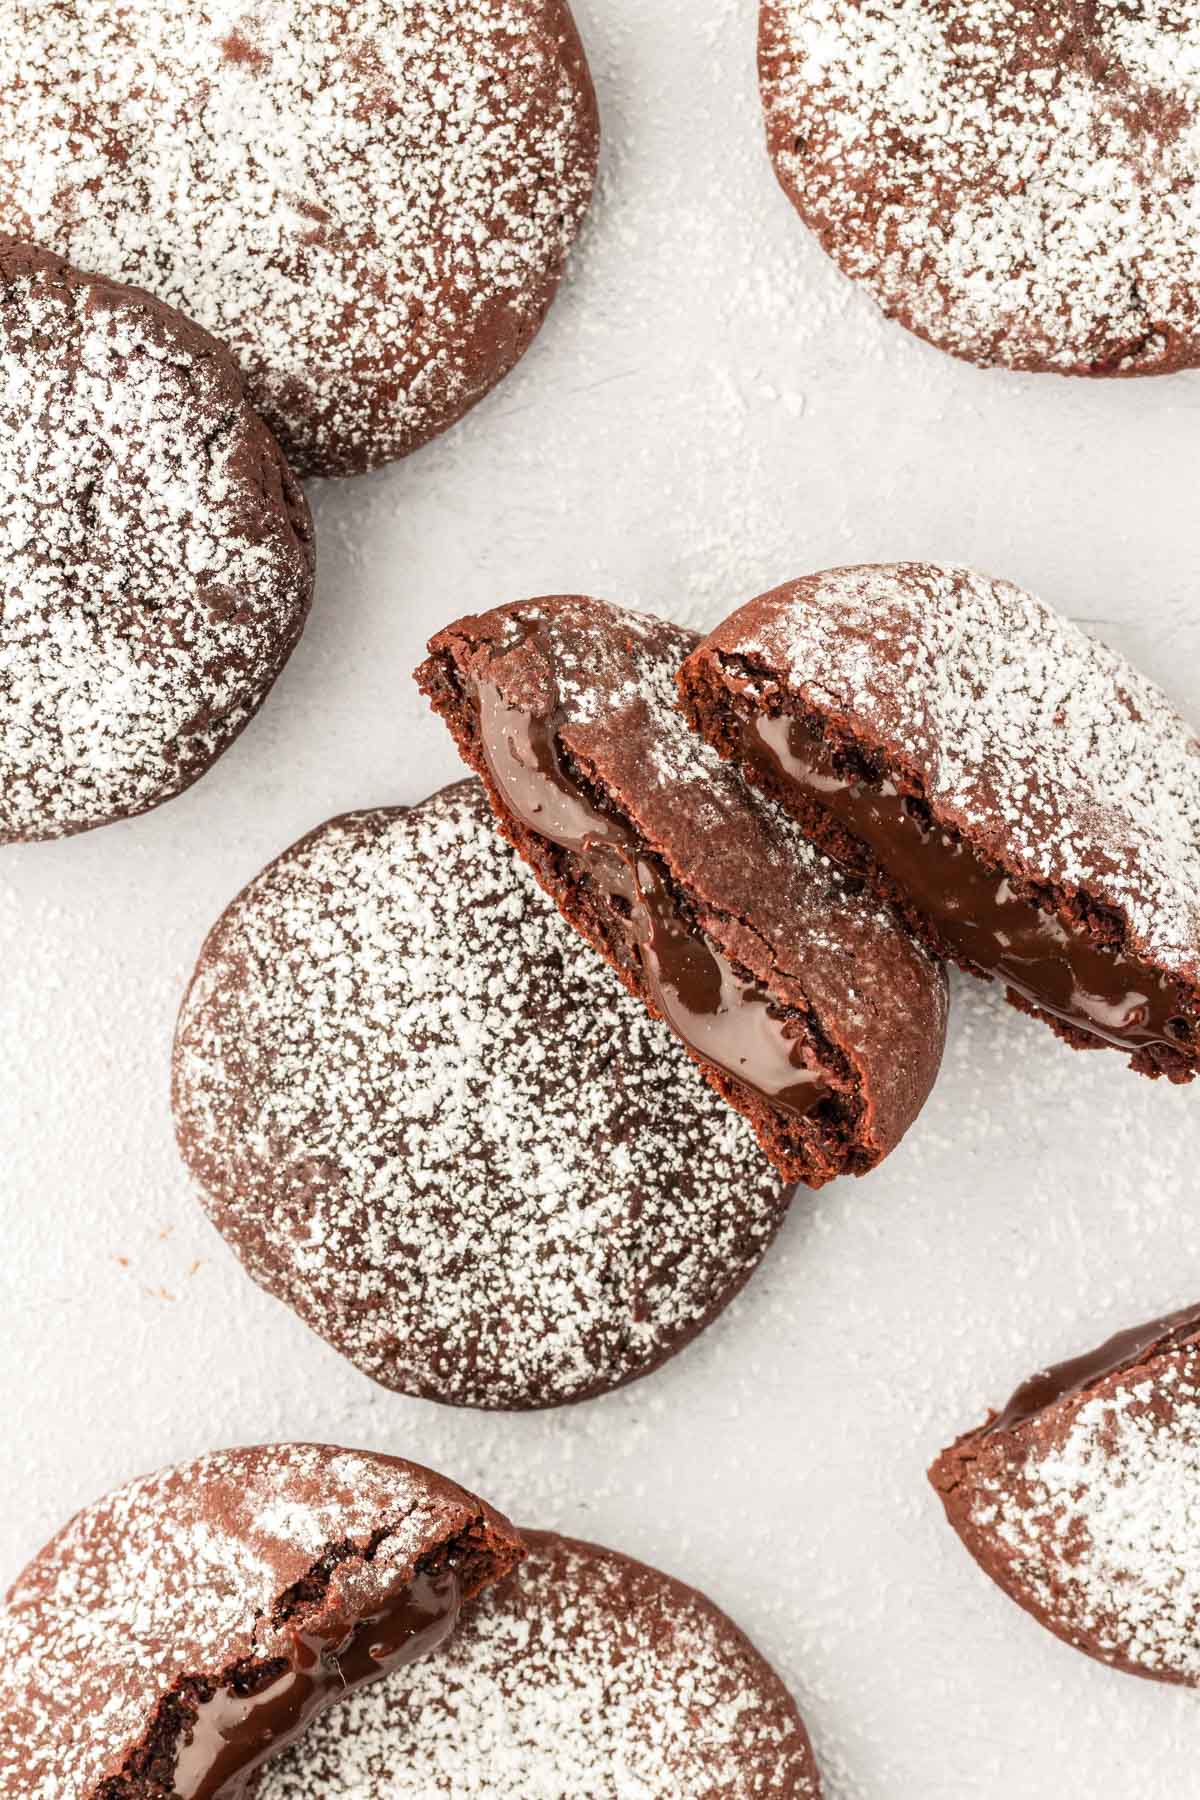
[1,2,1199,1796]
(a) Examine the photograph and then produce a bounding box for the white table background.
[4,3,1200,1793]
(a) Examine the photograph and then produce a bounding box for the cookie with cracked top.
[173,779,792,1410]
[417,595,948,1188]
[0,3,599,476]
[679,562,1200,1080]
[251,1529,823,1798]
[760,0,1200,374]
[0,1442,521,1800]
[0,239,313,847]
[930,1304,1200,1684]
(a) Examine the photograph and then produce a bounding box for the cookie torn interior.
[420,645,886,1190]
[686,656,1198,1073]
[98,1526,501,1800]
[476,679,834,1119]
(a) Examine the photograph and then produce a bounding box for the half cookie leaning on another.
[680,563,1200,1081]
[0,1443,521,1799]
[417,595,948,1188]
[930,1305,1200,1685]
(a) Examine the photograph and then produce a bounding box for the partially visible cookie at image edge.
[680,562,1200,1081]
[0,239,314,847]
[930,1304,1200,1684]
[0,3,600,476]
[760,0,1200,375]
[0,1443,521,1799]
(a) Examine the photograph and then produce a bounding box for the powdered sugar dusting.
[174,781,789,1409]
[762,0,1200,372]
[739,563,1200,983]
[960,1347,1200,1681]
[253,1531,820,1797]
[0,251,311,845]
[0,1444,477,1800]
[0,1,598,475]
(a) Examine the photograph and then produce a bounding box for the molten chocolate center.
[742,711,1191,1054]
[474,681,831,1117]
[171,1568,461,1800]
[987,1303,1200,1436]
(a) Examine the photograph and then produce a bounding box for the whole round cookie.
[0,241,313,847]
[0,1442,521,1800]
[172,780,791,1411]
[250,1529,822,1797]
[760,0,1200,375]
[0,3,599,477]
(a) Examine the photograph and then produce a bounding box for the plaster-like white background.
[3,3,1200,1793]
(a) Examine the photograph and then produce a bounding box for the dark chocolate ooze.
[741,710,1193,1054]
[473,680,832,1117]
[986,1303,1200,1438]
[170,1569,460,1800]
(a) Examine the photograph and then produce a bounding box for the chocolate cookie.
[418,597,948,1187]
[760,0,1200,374]
[930,1305,1200,1685]
[173,780,791,1410]
[0,1442,521,1799]
[251,1529,822,1797]
[0,5,599,477]
[680,563,1200,1080]
[0,241,313,847]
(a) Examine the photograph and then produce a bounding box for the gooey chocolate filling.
[986,1302,1200,1437]
[739,710,1192,1054]
[170,1567,461,1800]
[473,680,833,1118]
